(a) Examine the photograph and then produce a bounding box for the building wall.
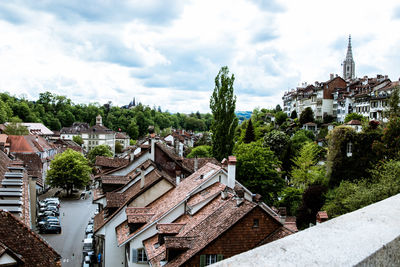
[183,206,282,267]
[128,179,173,208]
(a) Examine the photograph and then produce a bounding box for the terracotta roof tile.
[95,156,129,168]
[115,163,221,245]
[0,210,61,266]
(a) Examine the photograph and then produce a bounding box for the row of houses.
[92,134,296,267]
[282,74,400,123]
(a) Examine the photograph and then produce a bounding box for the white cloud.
[0,0,399,113]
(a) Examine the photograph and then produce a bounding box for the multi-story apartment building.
[283,36,399,123]
[81,115,116,154]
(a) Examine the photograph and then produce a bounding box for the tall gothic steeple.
[343,35,355,80]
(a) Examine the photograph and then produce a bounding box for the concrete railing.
[212,194,400,266]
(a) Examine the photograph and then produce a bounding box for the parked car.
[42,206,59,216]
[38,216,59,225]
[85,224,93,234]
[38,210,57,218]
[88,217,94,224]
[39,223,62,234]
[82,238,93,256]
[86,233,93,239]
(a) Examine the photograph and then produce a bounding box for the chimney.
[194,156,198,172]
[175,170,181,185]
[221,188,229,200]
[330,73,334,80]
[139,166,145,189]
[227,156,236,189]
[150,134,156,161]
[316,211,328,224]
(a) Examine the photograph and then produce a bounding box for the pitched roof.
[94,164,175,233]
[95,156,129,168]
[0,210,61,266]
[346,120,362,125]
[115,163,222,246]
[116,132,129,139]
[7,135,54,154]
[60,122,90,134]
[181,157,221,172]
[82,124,115,135]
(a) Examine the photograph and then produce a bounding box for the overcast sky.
[0,0,399,113]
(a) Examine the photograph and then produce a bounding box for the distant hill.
[236,111,252,123]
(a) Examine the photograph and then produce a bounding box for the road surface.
[40,194,97,267]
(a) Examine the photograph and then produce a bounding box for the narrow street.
[40,194,97,267]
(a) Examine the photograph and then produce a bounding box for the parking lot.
[39,193,97,267]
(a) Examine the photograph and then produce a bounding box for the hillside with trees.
[0,91,213,139]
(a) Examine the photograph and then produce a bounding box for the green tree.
[344,113,364,123]
[275,104,282,112]
[72,135,84,146]
[290,142,326,189]
[243,119,255,143]
[115,141,123,154]
[210,66,238,161]
[4,119,29,135]
[290,110,298,119]
[263,130,289,160]
[388,86,400,118]
[274,111,288,126]
[276,187,303,216]
[323,160,400,218]
[127,120,139,140]
[187,145,212,158]
[299,107,315,125]
[46,149,91,196]
[88,144,113,165]
[234,140,284,205]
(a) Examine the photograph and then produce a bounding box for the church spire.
[343,34,355,80]
[346,35,353,61]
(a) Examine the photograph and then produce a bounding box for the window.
[132,248,147,263]
[253,218,259,228]
[200,254,224,266]
[347,142,353,157]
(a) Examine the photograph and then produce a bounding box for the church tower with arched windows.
[342,35,355,80]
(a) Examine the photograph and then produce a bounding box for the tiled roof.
[7,136,34,153]
[82,124,115,135]
[13,153,43,186]
[93,188,105,201]
[115,163,222,246]
[101,176,131,185]
[346,120,362,125]
[94,164,175,233]
[181,157,221,172]
[145,193,258,267]
[116,132,129,139]
[19,123,54,135]
[155,142,192,173]
[95,156,129,168]
[60,122,90,134]
[0,210,61,266]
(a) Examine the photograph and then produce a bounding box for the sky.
[0,0,399,113]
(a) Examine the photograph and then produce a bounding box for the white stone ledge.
[212,194,400,267]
